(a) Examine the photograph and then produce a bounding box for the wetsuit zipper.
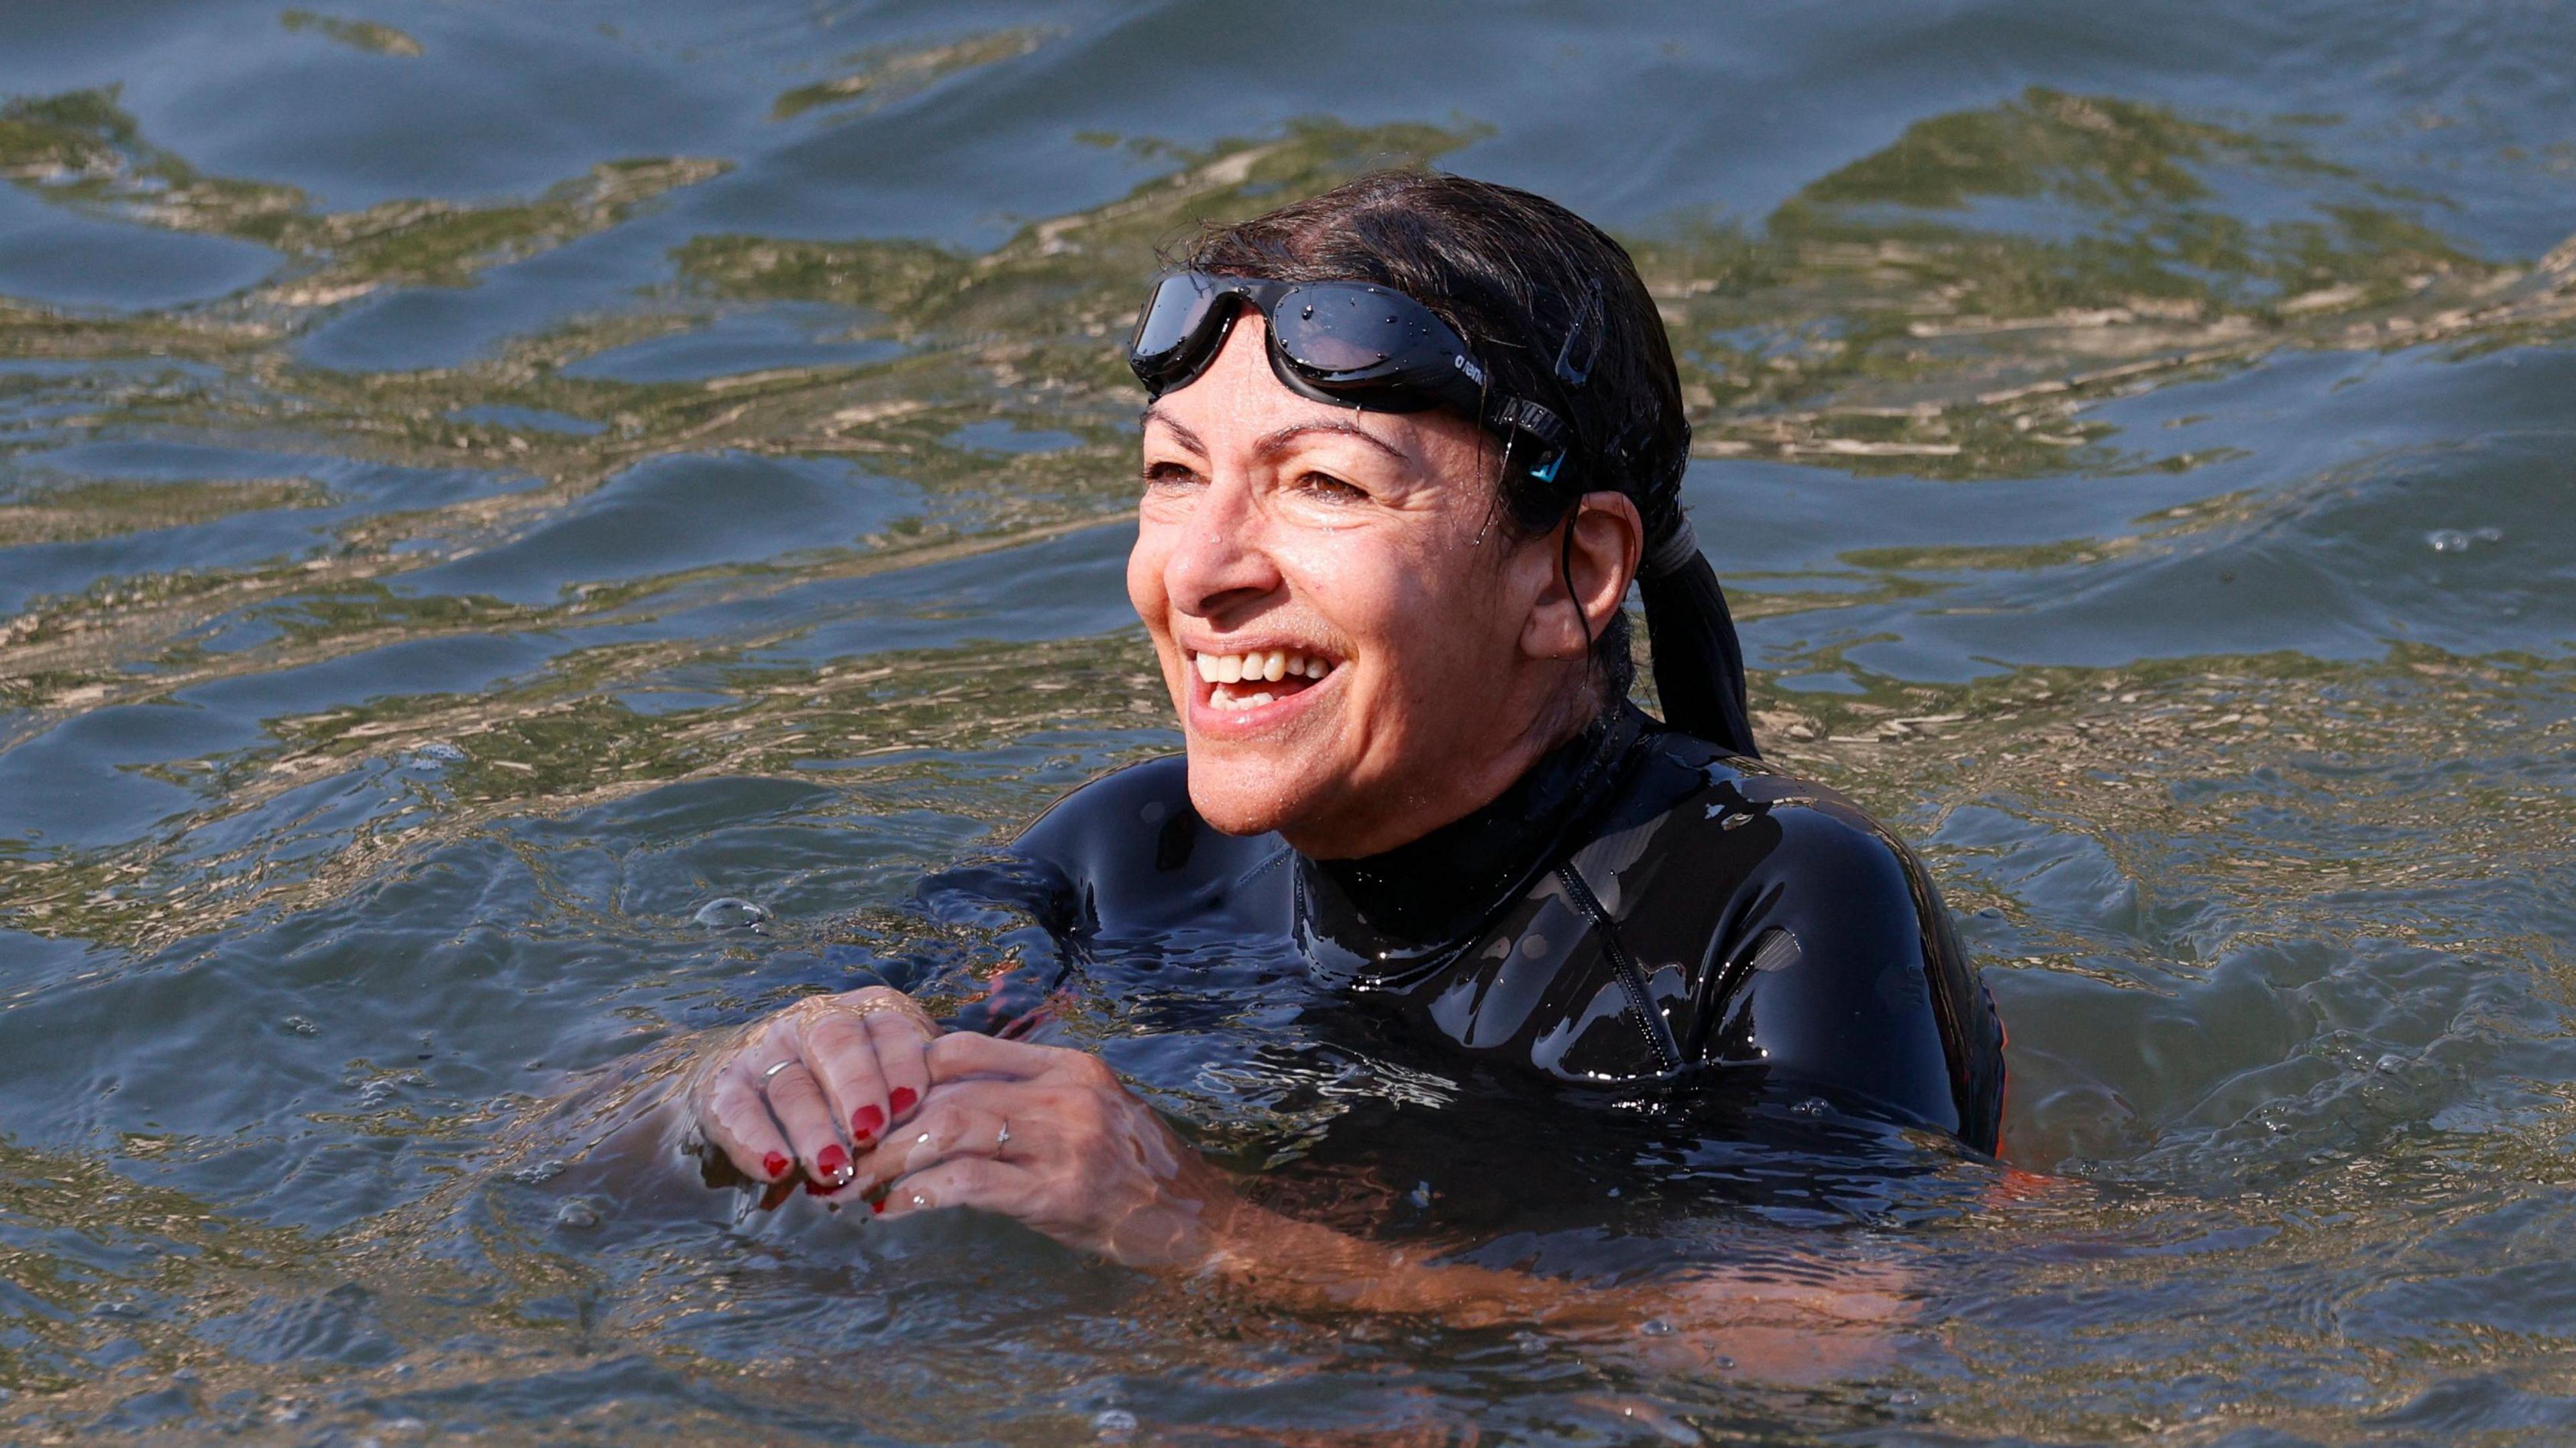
[1553,862,1682,1074]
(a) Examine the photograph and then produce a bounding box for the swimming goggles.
[1126,271,1574,471]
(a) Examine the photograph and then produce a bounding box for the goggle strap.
[1487,394,1569,451]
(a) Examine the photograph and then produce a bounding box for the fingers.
[871,1156,1036,1222]
[688,989,948,1201]
[795,990,940,1149]
[696,1057,796,1185]
[795,1007,892,1150]
[925,1029,1070,1086]
[762,1059,853,1190]
[850,1094,1012,1198]
[867,1008,934,1126]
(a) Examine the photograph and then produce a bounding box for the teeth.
[1205,685,1283,712]
[1191,650,1336,693]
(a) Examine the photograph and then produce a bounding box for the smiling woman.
[640,171,2004,1353]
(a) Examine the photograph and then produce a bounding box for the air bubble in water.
[692,897,770,930]
[1093,1408,1139,1440]
[2425,527,2503,553]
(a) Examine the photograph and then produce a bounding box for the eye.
[1140,460,1203,492]
[1293,470,1368,504]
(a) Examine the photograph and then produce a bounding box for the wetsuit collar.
[1295,702,1647,979]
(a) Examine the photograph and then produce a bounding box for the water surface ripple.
[3,2,2575,1442]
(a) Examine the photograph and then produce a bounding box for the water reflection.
[3,3,2576,1440]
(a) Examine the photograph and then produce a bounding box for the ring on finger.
[996,1119,1012,1152]
[761,1059,797,1084]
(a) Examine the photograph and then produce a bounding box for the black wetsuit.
[901,704,2005,1156]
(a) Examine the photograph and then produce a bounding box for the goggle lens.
[1270,287,1403,378]
[1129,273,1224,381]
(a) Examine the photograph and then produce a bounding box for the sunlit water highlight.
[4,1,2576,1441]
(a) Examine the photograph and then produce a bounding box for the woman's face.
[1128,313,1614,858]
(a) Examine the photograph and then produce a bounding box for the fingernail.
[852,1104,884,1139]
[890,1087,918,1115]
[761,1151,790,1180]
[804,1178,833,1196]
[870,1196,885,1215]
[816,1144,849,1180]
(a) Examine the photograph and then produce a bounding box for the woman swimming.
[660,172,2005,1322]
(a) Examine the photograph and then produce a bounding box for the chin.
[1181,750,1320,840]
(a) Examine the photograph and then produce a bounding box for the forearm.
[1189,1192,1915,1368]
[1189,1194,1656,1331]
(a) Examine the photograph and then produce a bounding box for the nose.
[1164,474,1281,624]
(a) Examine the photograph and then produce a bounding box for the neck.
[1295,700,1643,969]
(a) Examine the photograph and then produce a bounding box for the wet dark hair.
[1181,169,1758,757]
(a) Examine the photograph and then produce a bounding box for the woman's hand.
[849,1032,1239,1266]
[688,987,942,1191]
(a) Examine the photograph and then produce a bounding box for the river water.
[5,1,2575,1442]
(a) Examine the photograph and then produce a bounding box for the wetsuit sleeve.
[807,757,1200,1035]
[1688,803,2004,1152]
[789,852,1079,1037]
[911,753,1228,1036]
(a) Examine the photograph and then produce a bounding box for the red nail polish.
[805,1178,832,1196]
[761,1151,790,1180]
[816,1144,849,1178]
[871,1196,885,1215]
[853,1104,883,1139]
[890,1087,918,1115]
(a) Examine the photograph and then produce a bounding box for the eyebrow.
[1139,404,1207,457]
[1139,404,1408,466]
[1253,419,1407,465]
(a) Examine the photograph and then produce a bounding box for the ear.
[1518,490,1644,661]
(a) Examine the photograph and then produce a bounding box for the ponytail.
[1635,516,1759,759]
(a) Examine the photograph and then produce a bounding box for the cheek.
[1274,528,1490,683]
[1269,528,1411,649]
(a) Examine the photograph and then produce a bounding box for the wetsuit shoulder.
[1009,753,1291,937]
[1581,732,2006,1152]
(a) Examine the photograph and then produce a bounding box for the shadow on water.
[3,1,2576,1441]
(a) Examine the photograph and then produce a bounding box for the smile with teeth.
[1190,649,1336,712]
